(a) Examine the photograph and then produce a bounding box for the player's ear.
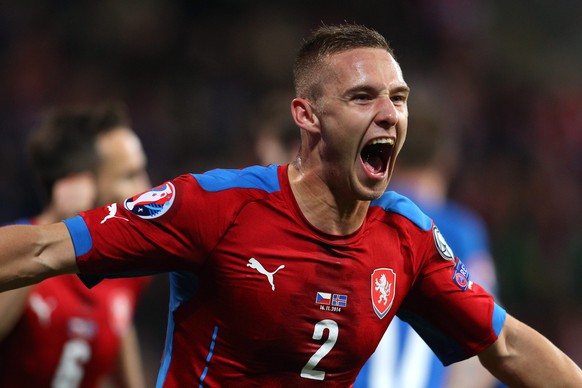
[291,98,320,135]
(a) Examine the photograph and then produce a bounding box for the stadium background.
[1,1,581,386]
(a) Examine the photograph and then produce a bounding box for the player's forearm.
[446,356,497,388]
[479,314,582,387]
[0,287,31,339]
[117,325,147,388]
[0,223,77,292]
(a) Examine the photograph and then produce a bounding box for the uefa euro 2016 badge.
[371,268,396,319]
[124,182,175,219]
[433,225,454,261]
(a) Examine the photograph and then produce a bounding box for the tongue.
[364,155,383,173]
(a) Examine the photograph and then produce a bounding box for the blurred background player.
[253,90,301,166]
[354,94,501,388]
[253,90,501,388]
[0,102,152,388]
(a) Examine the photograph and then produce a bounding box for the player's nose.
[375,96,398,129]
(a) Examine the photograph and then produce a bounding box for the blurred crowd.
[1,0,581,383]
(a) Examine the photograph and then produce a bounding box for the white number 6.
[300,319,338,381]
[52,339,91,388]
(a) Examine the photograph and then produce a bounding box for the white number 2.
[52,339,91,388]
[300,319,338,381]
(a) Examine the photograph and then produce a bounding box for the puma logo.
[247,258,285,291]
[100,203,129,224]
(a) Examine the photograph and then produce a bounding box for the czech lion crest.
[371,268,396,319]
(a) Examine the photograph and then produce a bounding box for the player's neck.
[287,163,367,236]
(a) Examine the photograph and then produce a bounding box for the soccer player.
[255,88,502,388]
[0,24,581,387]
[354,106,501,388]
[0,103,152,387]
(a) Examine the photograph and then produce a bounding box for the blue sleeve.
[63,215,93,256]
[63,215,158,288]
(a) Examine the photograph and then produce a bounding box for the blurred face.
[313,48,409,200]
[95,127,150,205]
[52,172,98,219]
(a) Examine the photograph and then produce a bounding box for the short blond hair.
[293,24,394,100]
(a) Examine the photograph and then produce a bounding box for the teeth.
[370,138,395,146]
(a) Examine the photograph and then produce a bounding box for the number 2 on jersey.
[300,319,338,381]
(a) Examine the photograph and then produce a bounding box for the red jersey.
[0,274,150,388]
[65,165,506,387]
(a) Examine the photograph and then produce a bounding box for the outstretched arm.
[115,324,147,388]
[479,314,582,387]
[0,287,32,340]
[446,355,497,388]
[0,223,78,292]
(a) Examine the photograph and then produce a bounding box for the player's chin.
[353,175,388,201]
[361,187,386,201]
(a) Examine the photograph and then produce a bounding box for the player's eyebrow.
[392,85,411,94]
[344,85,377,95]
[343,84,410,97]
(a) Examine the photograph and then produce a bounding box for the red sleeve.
[72,174,236,276]
[397,221,505,365]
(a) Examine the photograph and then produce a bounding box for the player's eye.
[352,93,373,103]
[391,94,407,105]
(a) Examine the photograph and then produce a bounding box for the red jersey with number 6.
[0,273,149,387]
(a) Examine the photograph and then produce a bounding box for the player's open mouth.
[360,138,394,176]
